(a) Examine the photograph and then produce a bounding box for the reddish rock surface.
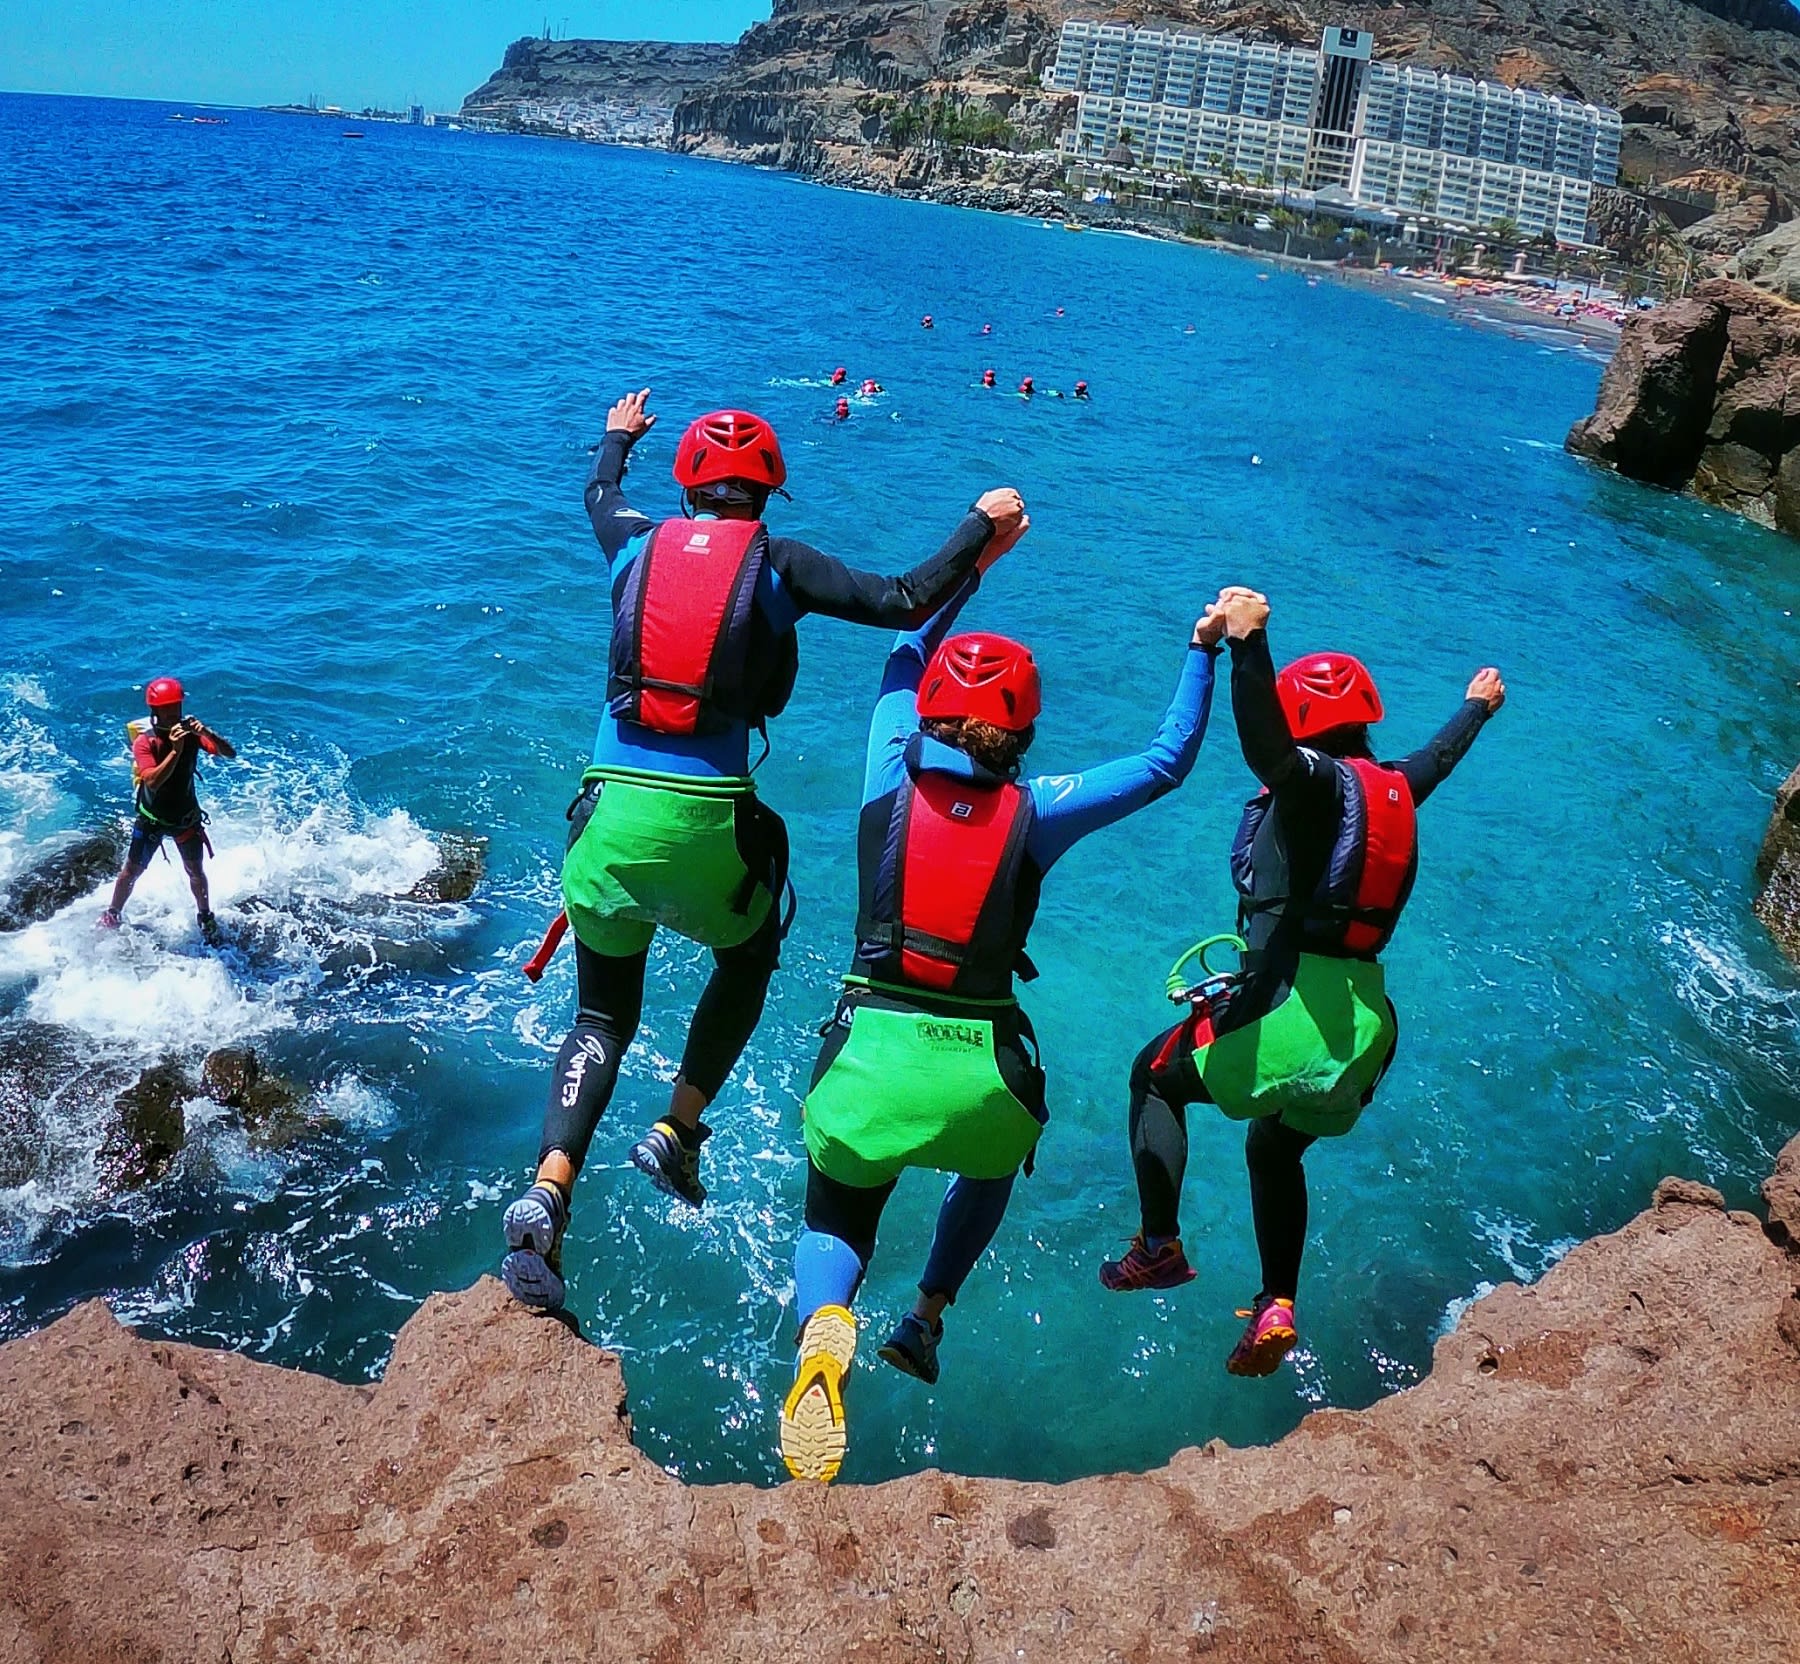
[1568,277,1800,534]
[2,1142,1799,1661]
[1756,759,1800,962]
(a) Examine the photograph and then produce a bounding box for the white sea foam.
[0,745,471,1247]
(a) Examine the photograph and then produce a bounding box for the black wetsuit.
[538,433,996,1176]
[1128,627,1490,1300]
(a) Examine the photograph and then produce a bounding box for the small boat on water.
[1063,222,1086,232]
[342,131,365,139]
[192,116,227,125]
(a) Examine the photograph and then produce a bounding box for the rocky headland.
[460,38,735,141]
[459,4,1800,262]
[1,1144,1797,1662]
[1567,276,1800,533]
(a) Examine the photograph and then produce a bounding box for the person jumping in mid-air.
[1102,585,1504,1378]
[778,566,1229,1482]
[501,388,1028,1312]
[99,676,237,943]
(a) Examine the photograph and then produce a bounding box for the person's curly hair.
[921,715,1034,779]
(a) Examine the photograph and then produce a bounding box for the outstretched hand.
[606,388,657,441]
[975,488,1028,573]
[1214,585,1270,641]
[1466,667,1506,713]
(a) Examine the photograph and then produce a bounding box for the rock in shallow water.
[0,822,125,930]
[1755,760,1800,962]
[96,1058,192,1194]
[1567,277,1800,536]
[405,832,487,903]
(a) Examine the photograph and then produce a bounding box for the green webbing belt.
[580,764,756,799]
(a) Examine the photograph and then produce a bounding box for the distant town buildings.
[1048,21,1623,243]
[456,97,681,146]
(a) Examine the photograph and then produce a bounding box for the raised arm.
[862,573,986,804]
[583,389,656,565]
[1397,668,1503,804]
[1024,612,1222,872]
[768,488,1027,630]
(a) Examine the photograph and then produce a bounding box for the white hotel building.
[1049,21,1622,244]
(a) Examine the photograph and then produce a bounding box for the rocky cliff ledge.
[460,38,734,138]
[3,1145,1798,1662]
[1567,277,1800,534]
[662,1,1800,245]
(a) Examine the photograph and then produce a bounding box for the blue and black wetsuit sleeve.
[1395,700,1490,805]
[861,574,984,804]
[583,430,654,564]
[1229,629,1337,812]
[1023,643,1216,871]
[765,509,994,630]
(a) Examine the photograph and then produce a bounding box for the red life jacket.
[1231,757,1418,958]
[607,518,766,735]
[854,742,1039,999]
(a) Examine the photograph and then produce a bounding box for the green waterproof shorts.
[803,990,1045,1189]
[560,767,784,957]
[1198,954,1398,1138]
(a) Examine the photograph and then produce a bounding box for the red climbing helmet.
[1276,652,1384,740]
[917,633,1041,732]
[673,409,787,492]
[145,676,185,709]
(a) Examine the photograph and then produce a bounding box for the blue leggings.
[794,1159,1017,1329]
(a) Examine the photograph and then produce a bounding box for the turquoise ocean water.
[2,92,1796,1484]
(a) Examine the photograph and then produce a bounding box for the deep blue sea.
[2,92,1797,1485]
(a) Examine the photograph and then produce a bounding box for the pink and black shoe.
[1226,1296,1298,1377]
[1099,1234,1197,1292]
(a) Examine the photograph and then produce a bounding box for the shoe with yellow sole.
[1226,1295,1298,1377]
[779,1303,858,1482]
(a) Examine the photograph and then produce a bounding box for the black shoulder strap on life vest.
[855,734,1037,994]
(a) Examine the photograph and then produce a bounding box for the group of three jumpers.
[502,391,1506,1483]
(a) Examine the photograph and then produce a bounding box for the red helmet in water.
[673,410,787,492]
[917,633,1041,733]
[145,676,185,709]
[1276,653,1384,740]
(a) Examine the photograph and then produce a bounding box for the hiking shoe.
[779,1304,857,1483]
[1226,1296,1298,1378]
[97,909,122,930]
[197,910,223,946]
[631,1119,710,1208]
[1099,1234,1197,1292]
[876,1312,942,1385]
[501,1182,569,1310]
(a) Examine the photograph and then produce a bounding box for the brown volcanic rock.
[1756,759,1800,961]
[656,0,1800,249]
[4,1147,1800,1662]
[1568,277,1800,533]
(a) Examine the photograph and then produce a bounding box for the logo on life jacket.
[854,739,1040,999]
[1231,758,1418,957]
[607,518,767,736]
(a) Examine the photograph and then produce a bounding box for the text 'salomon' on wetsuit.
[791,575,1216,1334]
[1128,626,1490,1304]
[535,425,1004,1192]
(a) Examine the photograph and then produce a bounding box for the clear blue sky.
[0,2,771,112]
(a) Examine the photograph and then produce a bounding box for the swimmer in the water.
[1074,380,1089,399]
[981,324,992,336]
[922,315,934,329]
[982,369,996,388]
[831,367,847,386]
[860,379,883,396]
[835,396,851,421]
[1018,376,1034,398]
